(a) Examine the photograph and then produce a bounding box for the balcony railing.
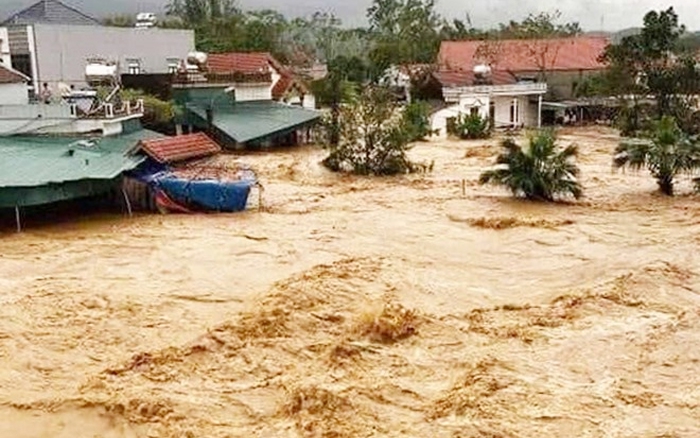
[444,82,547,102]
[84,99,144,119]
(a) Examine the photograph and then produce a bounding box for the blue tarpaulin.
[155,177,253,212]
[127,160,257,213]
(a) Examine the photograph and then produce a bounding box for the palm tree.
[479,130,582,201]
[613,116,700,196]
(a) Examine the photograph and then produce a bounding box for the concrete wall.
[432,94,541,135]
[234,83,273,102]
[31,24,195,87]
[430,105,460,137]
[515,69,603,100]
[0,27,11,67]
[0,82,28,104]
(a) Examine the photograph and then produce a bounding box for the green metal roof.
[0,129,163,188]
[187,101,320,144]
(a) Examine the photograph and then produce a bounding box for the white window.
[127,59,141,75]
[167,58,180,74]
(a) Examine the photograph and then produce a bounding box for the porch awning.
[541,101,570,109]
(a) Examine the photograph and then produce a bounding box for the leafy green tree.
[367,0,442,72]
[401,100,433,142]
[600,7,700,134]
[614,116,700,196]
[322,86,420,175]
[479,130,582,201]
[120,89,180,131]
[497,10,581,39]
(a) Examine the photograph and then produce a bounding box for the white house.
[431,67,547,136]
[206,52,316,109]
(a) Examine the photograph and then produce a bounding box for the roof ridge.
[2,0,100,26]
[48,0,100,24]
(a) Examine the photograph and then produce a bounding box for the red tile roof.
[438,37,609,73]
[139,133,221,164]
[0,64,29,84]
[207,52,280,75]
[271,75,310,100]
[433,69,517,87]
[207,51,310,100]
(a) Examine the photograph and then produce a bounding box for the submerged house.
[1,0,195,95]
[432,37,609,134]
[172,52,321,149]
[206,52,316,109]
[125,133,258,214]
[0,62,254,227]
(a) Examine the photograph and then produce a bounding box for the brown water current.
[1,126,700,437]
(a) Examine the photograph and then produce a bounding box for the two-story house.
[1,0,195,95]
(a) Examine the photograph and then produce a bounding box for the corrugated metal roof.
[2,0,100,26]
[138,132,221,164]
[438,37,609,73]
[0,129,162,188]
[187,101,320,145]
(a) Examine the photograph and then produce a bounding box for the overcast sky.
[2,0,698,31]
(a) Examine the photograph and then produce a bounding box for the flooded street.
[1,127,700,437]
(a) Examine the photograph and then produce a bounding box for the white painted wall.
[270,68,282,90]
[302,94,316,110]
[0,82,28,104]
[0,28,11,67]
[519,97,538,127]
[234,83,272,102]
[493,96,515,127]
[430,104,460,137]
[458,94,490,119]
[31,24,195,88]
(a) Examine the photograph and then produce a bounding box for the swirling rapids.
[1,127,699,438]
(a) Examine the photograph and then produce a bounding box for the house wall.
[30,24,195,88]
[0,28,11,67]
[0,82,28,104]
[234,83,272,102]
[430,104,460,137]
[515,69,603,100]
[433,94,541,135]
[302,94,316,110]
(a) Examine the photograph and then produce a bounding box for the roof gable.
[138,133,221,164]
[438,37,609,73]
[0,64,30,84]
[207,52,281,75]
[2,0,100,26]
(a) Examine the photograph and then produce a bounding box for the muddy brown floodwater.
[1,126,700,438]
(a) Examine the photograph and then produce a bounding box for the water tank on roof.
[187,51,208,66]
[473,64,491,77]
[85,62,118,81]
[135,12,157,28]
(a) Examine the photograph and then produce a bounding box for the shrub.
[401,100,434,142]
[479,130,582,201]
[119,89,180,126]
[455,112,491,139]
[321,86,423,176]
